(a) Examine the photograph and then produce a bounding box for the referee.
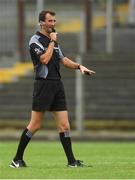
[10,10,95,168]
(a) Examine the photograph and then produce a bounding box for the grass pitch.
[0,141,135,179]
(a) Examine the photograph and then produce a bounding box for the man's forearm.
[40,41,55,64]
[61,57,80,69]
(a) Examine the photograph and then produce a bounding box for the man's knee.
[27,111,44,133]
[59,121,70,132]
[33,123,41,131]
[27,120,42,133]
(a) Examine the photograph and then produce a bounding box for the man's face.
[43,13,56,33]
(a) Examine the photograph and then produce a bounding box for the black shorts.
[32,79,67,111]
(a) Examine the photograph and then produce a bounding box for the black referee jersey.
[29,31,65,80]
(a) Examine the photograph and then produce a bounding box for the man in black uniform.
[10,10,95,168]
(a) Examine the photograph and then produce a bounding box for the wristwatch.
[50,40,56,43]
[77,64,81,69]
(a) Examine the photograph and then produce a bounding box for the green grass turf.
[0,141,135,179]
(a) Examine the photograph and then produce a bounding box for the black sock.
[59,132,76,164]
[14,128,33,161]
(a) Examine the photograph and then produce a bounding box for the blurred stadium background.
[0,0,135,140]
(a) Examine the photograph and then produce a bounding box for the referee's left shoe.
[10,159,27,168]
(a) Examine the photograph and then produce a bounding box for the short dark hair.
[38,10,56,22]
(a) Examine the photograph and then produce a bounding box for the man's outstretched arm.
[61,57,96,75]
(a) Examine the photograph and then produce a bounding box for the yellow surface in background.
[116,4,129,23]
[0,63,33,83]
[57,3,129,32]
[57,16,106,33]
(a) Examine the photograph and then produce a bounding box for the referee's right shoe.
[67,160,87,167]
[10,159,27,168]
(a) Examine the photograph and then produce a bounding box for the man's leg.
[10,111,44,168]
[53,111,76,164]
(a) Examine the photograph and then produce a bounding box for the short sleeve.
[29,34,46,60]
[29,43,45,60]
[57,45,65,60]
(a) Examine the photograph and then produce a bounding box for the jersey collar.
[36,31,50,40]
